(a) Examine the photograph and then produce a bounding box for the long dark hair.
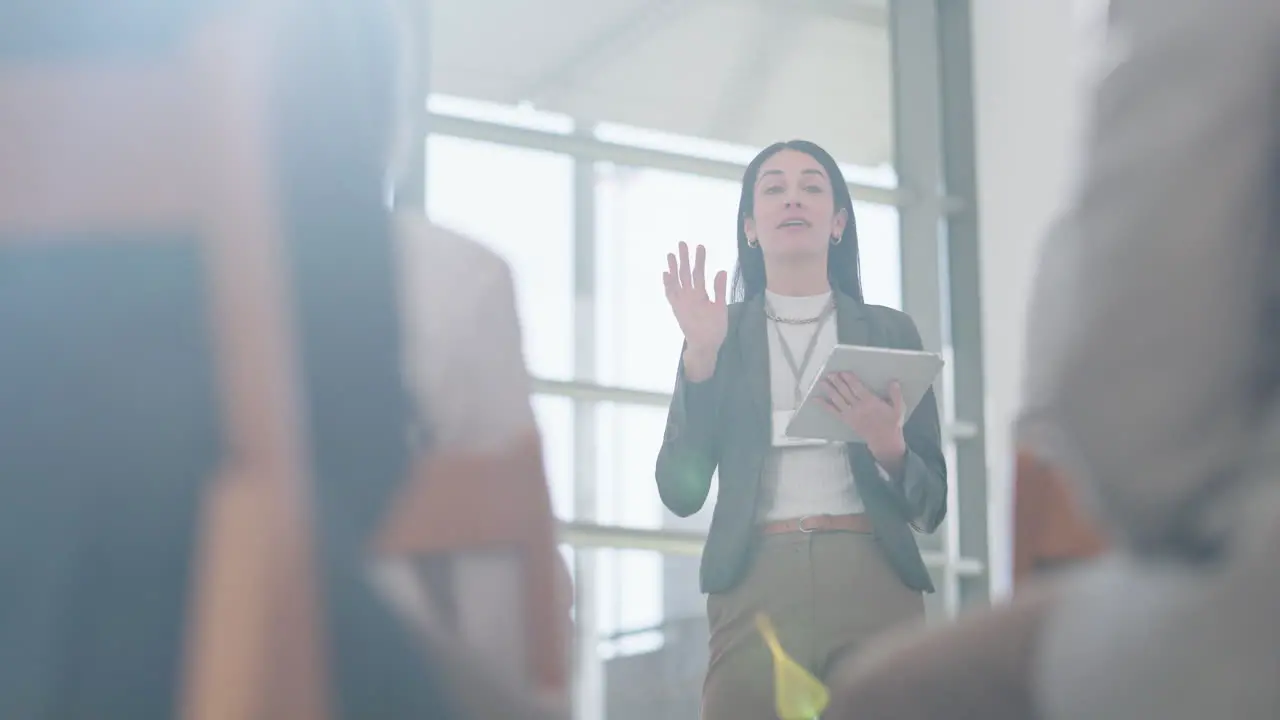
[731,140,864,303]
[273,4,459,716]
[273,0,406,547]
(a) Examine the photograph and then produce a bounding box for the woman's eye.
[804,185,824,194]
[763,186,784,194]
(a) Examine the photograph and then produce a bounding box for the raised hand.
[663,242,728,380]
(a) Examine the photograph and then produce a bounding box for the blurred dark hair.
[731,140,864,303]
[273,5,456,715]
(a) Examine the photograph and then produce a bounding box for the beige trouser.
[702,530,925,720]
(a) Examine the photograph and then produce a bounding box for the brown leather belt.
[760,513,873,536]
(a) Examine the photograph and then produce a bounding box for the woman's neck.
[765,259,830,297]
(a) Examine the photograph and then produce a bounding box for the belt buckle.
[798,515,818,533]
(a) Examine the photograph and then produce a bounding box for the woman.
[655,139,948,719]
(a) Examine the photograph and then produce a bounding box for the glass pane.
[593,400,718,533]
[594,164,741,394]
[856,203,902,310]
[571,547,707,720]
[534,394,574,521]
[425,135,575,381]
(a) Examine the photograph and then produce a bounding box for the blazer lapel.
[834,292,880,476]
[835,291,870,346]
[737,293,771,434]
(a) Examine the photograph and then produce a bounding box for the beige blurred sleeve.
[385,216,573,714]
[397,215,537,451]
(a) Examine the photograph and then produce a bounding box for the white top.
[758,290,865,521]
[394,212,537,451]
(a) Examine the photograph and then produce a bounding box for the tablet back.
[785,345,944,443]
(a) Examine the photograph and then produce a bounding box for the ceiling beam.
[517,0,688,107]
[750,0,887,27]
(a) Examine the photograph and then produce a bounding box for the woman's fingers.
[662,270,677,299]
[670,244,721,302]
[825,376,856,406]
[888,381,905,413]
[713,270,728,305]
[841,373,873,400]
[831,373,862,404]
[693,244,707,293]
[820,396,844,416]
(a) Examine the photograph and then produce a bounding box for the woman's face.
[744,149,847,262]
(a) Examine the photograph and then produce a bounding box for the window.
[594,164,741,394]
[856,202,903,309]
[571,547,708,720]
[594,547,665,658]
[533,394,574,521]
[425,135,575,381]
[594,123,761,165]
[593,400,718,532]
[594,402,666,529]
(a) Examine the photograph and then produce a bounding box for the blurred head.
[274,0,413,203]
[732,140,863,302]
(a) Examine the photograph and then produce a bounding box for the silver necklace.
[764,297,836,325]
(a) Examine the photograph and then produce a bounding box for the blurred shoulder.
[394,212,533,451]
[394,212,513,292]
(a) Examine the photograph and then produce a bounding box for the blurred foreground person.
[826,0,1280,717]
[278,0,571,713]
[0,1,461,717]
[0,1,567,717]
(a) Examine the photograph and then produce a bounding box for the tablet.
[784,344,944,444]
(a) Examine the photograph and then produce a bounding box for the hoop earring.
[747,237,759,248]
[830,234,842,245]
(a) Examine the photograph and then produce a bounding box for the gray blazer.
[655,291,947,596]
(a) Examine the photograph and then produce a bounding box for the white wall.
[970,0,1106,595]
